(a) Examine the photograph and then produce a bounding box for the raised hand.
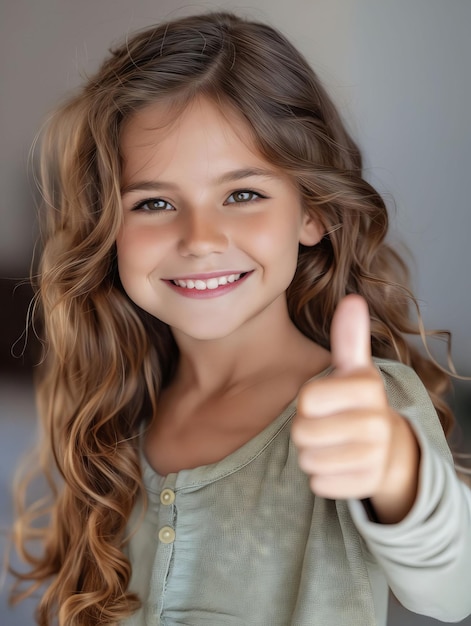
[291,295,420,523]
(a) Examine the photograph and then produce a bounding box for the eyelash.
[130,190,267,212]
[225,190,267,204]
[131,198,174,212]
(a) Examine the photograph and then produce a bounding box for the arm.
[349,366,471,622]
[292,296,471,621]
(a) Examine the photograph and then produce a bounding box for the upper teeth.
[173,274,242,290]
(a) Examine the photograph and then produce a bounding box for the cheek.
[115,241,137,298]
[115,230,152,296]
[116,224,168,269]
[247,216,301,265]
[115,231,136,277]
[117,223,159,249]
[115,235,155,311]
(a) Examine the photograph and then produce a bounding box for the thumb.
[330,294,372,373]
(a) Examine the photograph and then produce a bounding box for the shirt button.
[160,488,175,506]
[158,526,176,544]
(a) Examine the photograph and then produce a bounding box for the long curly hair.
[10,11,455,625]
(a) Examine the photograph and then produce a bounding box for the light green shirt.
[123,360,471,625]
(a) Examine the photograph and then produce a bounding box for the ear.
[299,212,324,246]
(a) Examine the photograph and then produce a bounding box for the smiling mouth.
[170,273,248,291]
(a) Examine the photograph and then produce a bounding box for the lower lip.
[164,272,252,299]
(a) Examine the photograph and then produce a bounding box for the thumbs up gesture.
[291,295,420,523]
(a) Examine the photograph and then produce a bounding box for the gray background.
[1,1,470,624]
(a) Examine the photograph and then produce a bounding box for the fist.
[291,295,420,521]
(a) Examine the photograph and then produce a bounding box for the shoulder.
[373,357,452,461]
[373,357,433,409]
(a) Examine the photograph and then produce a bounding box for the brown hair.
[11,11,454,625]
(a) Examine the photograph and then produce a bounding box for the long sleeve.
[349,361,471,622]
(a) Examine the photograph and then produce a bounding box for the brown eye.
[226,190,263,204]
[132,198,175,212]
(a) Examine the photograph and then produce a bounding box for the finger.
[330,294,372,373]
[308,471,381,500]
[297,441,384,476]
[296,372,385,417]
[292,409,390,449]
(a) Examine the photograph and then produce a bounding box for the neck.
[170,297,329,397]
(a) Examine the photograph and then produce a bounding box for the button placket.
[157,486,176,545]
[154,481,178,622]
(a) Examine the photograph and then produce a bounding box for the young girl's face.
[117,96,322,342]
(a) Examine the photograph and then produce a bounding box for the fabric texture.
[122,360,471,626]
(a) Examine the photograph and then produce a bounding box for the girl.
[10,10,471,626]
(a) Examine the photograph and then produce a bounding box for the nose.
[177,208,229,257]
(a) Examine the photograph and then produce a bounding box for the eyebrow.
[120,167,280,195]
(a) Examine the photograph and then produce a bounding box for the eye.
[131,198,175,212]
[225,190,265,204]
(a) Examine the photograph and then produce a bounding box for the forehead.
[119,96,270,181]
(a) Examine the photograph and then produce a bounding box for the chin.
[172,319,247,343]
[178,328,238,342]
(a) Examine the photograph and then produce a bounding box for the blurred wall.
[1,0,470,373]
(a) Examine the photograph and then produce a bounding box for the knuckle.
[363,412,391,441]
[298,449,316,473]
[297,382,321,416]
[291,418,311,445]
